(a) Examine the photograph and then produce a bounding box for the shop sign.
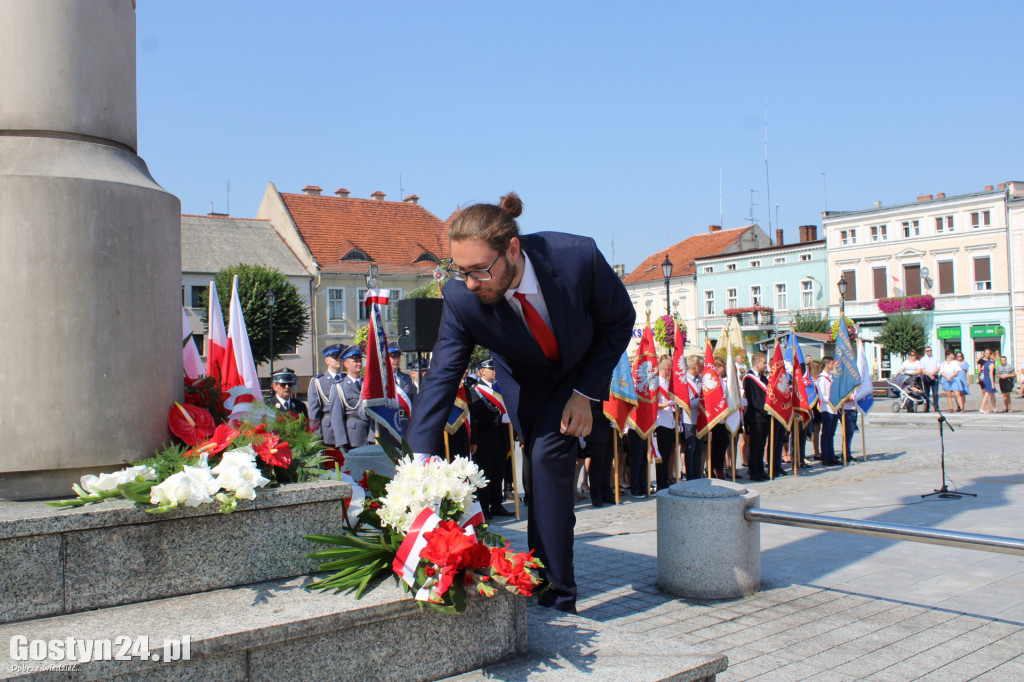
[970,325,1005,338]
[936,326,961,340]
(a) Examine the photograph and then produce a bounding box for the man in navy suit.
[406,192,635,612]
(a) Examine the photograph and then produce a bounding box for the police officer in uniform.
[307,344,346,449]
[266,368,307,418]
[338,345,371,451]
[389,346,417,403]
[467,357,513,518]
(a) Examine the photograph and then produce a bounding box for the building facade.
[623,224,769,354]
[824,183,1023,378]
[694,226,827,355]
[181,214,316,386]
[257,183,449,374]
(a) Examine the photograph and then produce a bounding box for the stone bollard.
[657,478,760,599]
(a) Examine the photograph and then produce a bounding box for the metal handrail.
[745,508,1024,557]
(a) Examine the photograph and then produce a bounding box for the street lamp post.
[837,275,848,317]
[266,289,277,377]
[661,255,673,316]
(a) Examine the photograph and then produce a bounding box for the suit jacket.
[394,370,417,402]
[407,232,634,455]
[265,395,308,419]
[338,376,370,449]
[468,378,510,454]
[307,373,343,446]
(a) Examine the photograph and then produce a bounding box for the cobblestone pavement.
[493,424,1024,680]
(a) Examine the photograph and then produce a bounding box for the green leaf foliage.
[793,312,830,334]
[200,263,309,366]
[875,313,928,357]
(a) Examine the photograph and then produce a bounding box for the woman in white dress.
[940,350,963,412]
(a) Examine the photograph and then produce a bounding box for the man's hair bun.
[499,192,523,218]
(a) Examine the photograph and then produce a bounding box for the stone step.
[0,480,349,625]
[0,575,525,681]
[443,606,728,682]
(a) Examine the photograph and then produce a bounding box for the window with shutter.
[938,261,954,295]
[873,267,887,299]
[904,264,921,296]
[842,270,856,301]
[974,257,992,291]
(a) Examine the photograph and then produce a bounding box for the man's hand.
[560,392,593,438]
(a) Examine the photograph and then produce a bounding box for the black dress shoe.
[491,506,515,517]
[822,459,843,466]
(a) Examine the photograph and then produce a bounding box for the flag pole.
[443,430,451,463]
[861,411,867,462]
[507,423,520,519]
[674,411,681,482]
[793,416,799,477]
[647,434,654,496]
[730,432,737,483]
[769,422,775,480]
[707,430,713,478]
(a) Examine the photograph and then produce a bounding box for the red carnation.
[168,402,215,446]
[253,434,292,468]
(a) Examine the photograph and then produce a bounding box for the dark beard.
[474,254,516,305]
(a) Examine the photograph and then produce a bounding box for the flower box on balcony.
[877,295,935,314]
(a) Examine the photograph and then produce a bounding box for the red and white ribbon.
[393,508,443,589]
[339,472,365,526]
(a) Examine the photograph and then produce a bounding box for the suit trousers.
[682,423,703,480]
[586,423,615,505]
[627,430,649,495]
[922,376,939,411]
[710,423,730,473]
[744,418,768,478]
[842,410,858,459]
[820,412,838,463]
[523,397,581,613]
[654,426,676,490]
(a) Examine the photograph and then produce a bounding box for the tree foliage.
[200,264,309,365]
[793,312,830,334]
[875,314,927,357]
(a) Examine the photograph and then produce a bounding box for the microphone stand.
[921,408,975,500]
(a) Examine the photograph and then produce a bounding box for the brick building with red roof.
[622,224,769,352]
[257,183,450,369]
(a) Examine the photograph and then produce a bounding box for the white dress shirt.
[504,251,554,331]
[919,353,941,377]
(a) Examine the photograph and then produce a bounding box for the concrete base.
[0,480,349,625]
[0,576,526,682]
[657,479,760,599]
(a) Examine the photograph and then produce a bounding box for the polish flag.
[225,275,262,405]
[364,288,390,308]
[205,281,233,386]
[182,307,205,380]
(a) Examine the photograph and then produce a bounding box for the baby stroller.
[887,372,928,413]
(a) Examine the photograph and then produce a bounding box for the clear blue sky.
[136,1,1024,273]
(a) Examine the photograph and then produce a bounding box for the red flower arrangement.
[877,294,935,314]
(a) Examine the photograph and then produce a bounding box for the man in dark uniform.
[338,345,370,451]
[265,368,308,418]
[307,344,345,449]
[467,357,513,518]
[390,346,417,403]
[742,352,770,481]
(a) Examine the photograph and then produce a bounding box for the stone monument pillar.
[0,0,181,499]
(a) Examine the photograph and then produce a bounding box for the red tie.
[513,292,560,362]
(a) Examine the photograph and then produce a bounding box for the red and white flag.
[765,341,793,429]
[362,299,402,439]
[668,321,692,415]
[224,275,262,413]
[697,339,729,438]
[205,281,232,386]
[182,307,204,380]
[627,324,659,439]
[364,288,390,307]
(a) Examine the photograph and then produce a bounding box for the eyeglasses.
[446,251,503,282]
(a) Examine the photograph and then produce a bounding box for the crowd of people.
[898,346,1018,414]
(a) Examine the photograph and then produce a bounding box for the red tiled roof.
[279,191,449,273]
[623,226,754,284]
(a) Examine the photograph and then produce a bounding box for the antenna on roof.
[226,180,231,216]
[821,172,828,213]
[719,168,723,230]
[399,173,404,200]
[764,97,771,232]
[748,189,759,224]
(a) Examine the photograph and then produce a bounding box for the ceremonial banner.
[445,384,471,436]
[627,325,659,439]
[787,332,813,427]
[182,307,204,380]
[668,321,692,414]
[697,339,728,438]
[205,281,231,386]
[603,351,637,433]
[765,341,793,428]
[226,275,262,403]
[725,341,742,434]
[362,299,403,439]
[855,338,875,414]
[829,314,860,408]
